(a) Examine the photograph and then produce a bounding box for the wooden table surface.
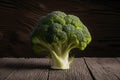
[0,58,120,80]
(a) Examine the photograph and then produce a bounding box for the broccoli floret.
[31,11,92,69]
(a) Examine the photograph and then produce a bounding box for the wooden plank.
[0,58,22,80]
[48,58,93,80]
[3,58,49,80]
[116,58,120,63]
[85,58,120,80]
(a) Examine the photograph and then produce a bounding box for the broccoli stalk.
[49,43,75,69]
[32,37,74,69]
[31,11,92,69]
[50,50,70,69]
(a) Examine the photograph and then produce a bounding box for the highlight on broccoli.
[30,11,92,69]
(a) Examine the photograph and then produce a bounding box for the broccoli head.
[31,11,92,69]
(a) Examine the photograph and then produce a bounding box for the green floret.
[64,15,83,30]
[31,11,92,69]
[39,11,66,25]
[46,23,67,44]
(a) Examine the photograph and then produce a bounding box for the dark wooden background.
[0,0,120,57]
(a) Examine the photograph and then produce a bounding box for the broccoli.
[31,11,92,69]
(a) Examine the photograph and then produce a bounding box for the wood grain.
[0,58,23,80]
[48,58,93,80]
[0,58,49,80]
[84,58,120,80]
[0,58,120,80]
[116,58,120,63]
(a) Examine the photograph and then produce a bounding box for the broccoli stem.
[48,43,76,69]
[50,50,70,69]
